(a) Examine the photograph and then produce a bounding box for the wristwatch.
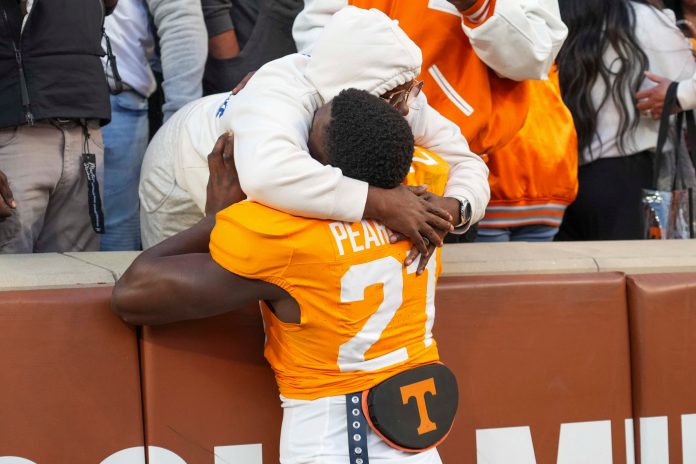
[457,198,472,228]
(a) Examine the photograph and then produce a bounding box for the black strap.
[346,393,370,464]
[652,88,696,238]
[685,110,696,239]
[653,82,679,186]
[103,28,124,95]
[655,82,680,157]
[686,110,696,168]
[653,82,681,189]
[81,125,105,234]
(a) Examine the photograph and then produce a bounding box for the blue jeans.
[476,225,559,243]
[101,90,149,251]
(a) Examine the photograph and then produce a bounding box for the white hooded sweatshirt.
[227,6,489,225]
[142,6,489,236]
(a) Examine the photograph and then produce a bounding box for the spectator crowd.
[1,0,696,254]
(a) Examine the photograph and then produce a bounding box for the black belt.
[346,392,370,464]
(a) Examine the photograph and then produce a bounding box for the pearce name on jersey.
[329,220,392,257]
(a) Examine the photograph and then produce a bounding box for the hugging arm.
[112,135,286,326]
[111,217,283,326]
[406,91,490,229]
[229,79,452,257]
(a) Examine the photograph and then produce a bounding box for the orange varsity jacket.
[349,0,531,156]
[481,68,578,229]
[348,0,577,228]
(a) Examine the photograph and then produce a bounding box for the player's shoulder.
[211,201,329,277]
[215,203,410,265]
[412,147,449,172]
[405,146,450,195]
[216,201,320,238]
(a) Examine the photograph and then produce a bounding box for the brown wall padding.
[0,287,144,463]
[628,273,696,464]
[141,306,281,463]
[0,272,656,463]
[137,273,632,464]
[435,273,632,464]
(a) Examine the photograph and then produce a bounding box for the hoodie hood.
[304,6,422,104]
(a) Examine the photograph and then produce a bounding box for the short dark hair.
[326,88,414,189]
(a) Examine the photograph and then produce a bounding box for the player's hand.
[403,195,460,274]
[205,133,246,216]
[636,72,678,121]
[0,169,16,221]
[232,71,256,95]
[397,228,443,275]
[364,185,453,261]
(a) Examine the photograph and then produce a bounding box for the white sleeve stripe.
[428,65,475,116]
[466,0,491,24]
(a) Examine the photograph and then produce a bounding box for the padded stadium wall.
[2,241,696,463]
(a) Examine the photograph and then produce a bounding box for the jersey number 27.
[337,256,437,372]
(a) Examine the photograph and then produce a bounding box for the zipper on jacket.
[13,41,34,126]
[15,0,37,125]
[1,6,9,30]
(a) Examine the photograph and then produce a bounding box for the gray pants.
[0,121,104,253]
[139,110,204,249]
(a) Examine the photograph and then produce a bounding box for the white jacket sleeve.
[294,0,567,80]
[678,75,696,110]
[461,0,568,80]
[229,86,368,222]
[406,92,490,229]
[293,0,348,54]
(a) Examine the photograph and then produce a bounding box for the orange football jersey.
[406,147,450,196]
[210,148,449,400]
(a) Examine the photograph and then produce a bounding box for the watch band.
[458,199,472,228]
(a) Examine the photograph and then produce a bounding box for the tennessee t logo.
[400,377,438,435]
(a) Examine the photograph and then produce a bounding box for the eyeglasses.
[381,79,424,111]
[676,19,696,39]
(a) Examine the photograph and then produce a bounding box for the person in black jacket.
[0,0,116,253]
[201,0,302,95]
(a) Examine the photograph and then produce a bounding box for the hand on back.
[205,133,246,217]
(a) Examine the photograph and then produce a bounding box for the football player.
[114,89,454,463]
